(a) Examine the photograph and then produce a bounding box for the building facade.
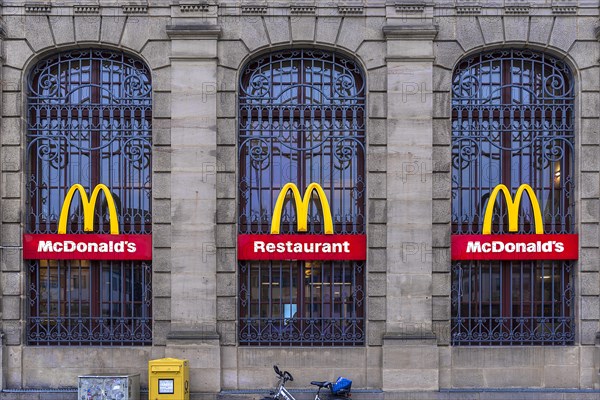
[0,0,599,398]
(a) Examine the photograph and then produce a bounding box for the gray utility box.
[78,373,140,400]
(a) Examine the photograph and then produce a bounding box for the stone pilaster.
[0,332,4,390]
[595,333,600,389]
[0,18,9,392]
[594,30,600,386]
[382,23,439,392]
[165,24,222,394]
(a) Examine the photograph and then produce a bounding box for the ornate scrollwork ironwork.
[451,49,575,346]
[238,50,366,346]
[26,49,152,346]
[26,49,152,235]
[238,49,366,235]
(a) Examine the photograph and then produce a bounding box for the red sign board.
[23,234,152,260]
[238,234,367,261]
[451,234,578,261]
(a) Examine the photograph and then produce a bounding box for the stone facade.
[0,1,598,399]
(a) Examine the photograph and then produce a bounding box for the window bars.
[451,49,575,345]
[26,49,152,345]
[238,49,366,346]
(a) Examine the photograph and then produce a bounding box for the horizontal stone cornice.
[383,24,438,40]
[386,56,435,62]
[166,24,222,39]
[383,331,437,345]
[167,330,220,341]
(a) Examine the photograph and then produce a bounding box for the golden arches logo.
[58,184,119,235]
[270,183,333,235]
[482,184,543,235]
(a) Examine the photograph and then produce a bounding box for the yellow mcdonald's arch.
[270,183,333,235]
[482,184,543,235]
[57,184,119,235]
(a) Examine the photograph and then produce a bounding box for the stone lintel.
[383,24,438,40]
[166,24,222,39]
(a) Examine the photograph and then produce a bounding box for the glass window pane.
[26,49,152,346]
[451,49,574,345]
[238,50,365,346]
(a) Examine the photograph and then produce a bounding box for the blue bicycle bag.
[331,377,352,395]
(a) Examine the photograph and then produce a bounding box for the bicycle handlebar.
[284,370,294,382]
[273,365,294,382]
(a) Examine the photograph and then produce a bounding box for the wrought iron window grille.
[26,49,152,346]
[451,49,575,346]
[238,49,366,346]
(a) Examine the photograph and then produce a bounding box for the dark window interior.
[26,49,152,346]
[238,49,366,346]
[451,49,575,345]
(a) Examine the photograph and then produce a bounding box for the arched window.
[451,49,575,345]
[238,49,366,346]
[26,49,152,345]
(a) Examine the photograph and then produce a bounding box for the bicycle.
[266,365,351,400]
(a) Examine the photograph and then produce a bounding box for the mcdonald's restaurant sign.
[451,184,578,261]
[237,183,366,261]
[23,184,152,260]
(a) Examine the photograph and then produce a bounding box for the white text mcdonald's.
[23,184,152,261]
[451,184,578,261]
[237,183,366,261]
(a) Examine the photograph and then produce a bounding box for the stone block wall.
[214,2,389,390]
[0,1,174,388]
[432,2,600,390]
[0,0,596,396]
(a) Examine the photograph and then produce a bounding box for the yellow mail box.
[148,358,189,400]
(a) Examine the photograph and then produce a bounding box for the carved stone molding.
[552,0,577,14]
[339,6,364,15]
[552,5,577,14]
[290,6,316,15]
[395,2,425,14]
[74,5,100,14]
[505,4,530,15]
[456,5,481,15]
[180,3,210,13]
[122,4,148,14]
[24,3,51,14]
[241,5,268,15]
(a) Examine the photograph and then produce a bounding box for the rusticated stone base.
[166,331,222,394]
[382,332,439,392]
